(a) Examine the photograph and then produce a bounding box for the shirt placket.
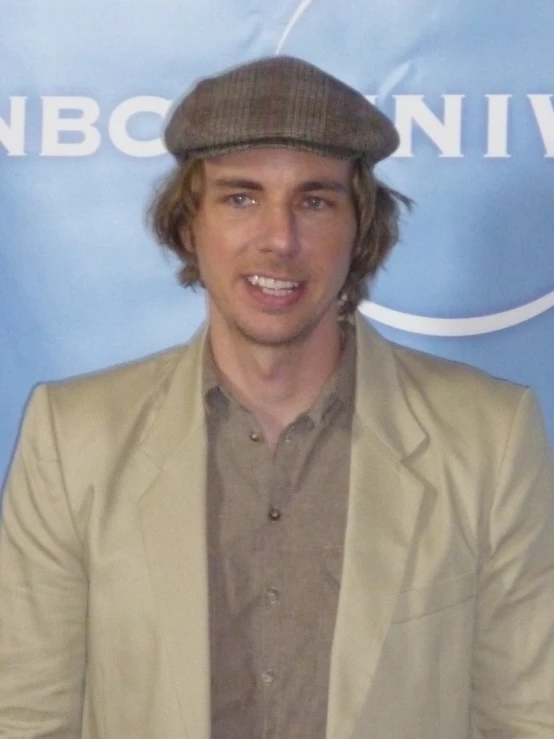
[259,418,315,737]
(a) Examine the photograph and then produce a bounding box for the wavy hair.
[148,156,411,317]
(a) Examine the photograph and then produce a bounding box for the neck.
[209,323,343,448]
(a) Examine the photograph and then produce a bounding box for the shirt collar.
[202,321,357,426]
[310,320,356,427]
[203,340,227,415]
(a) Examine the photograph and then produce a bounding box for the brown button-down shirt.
[204,326,356,738]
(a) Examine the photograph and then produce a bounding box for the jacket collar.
[353,313,427,459]
[138,314,427,468]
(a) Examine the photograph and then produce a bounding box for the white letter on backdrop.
[485,94,511,158]
[41,97,101,156]
[0,97,26,155]
[394,94,464,157]
[109,96,171,157]
[528,95,554,157]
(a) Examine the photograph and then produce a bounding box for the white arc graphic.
[276,0,554,337]
[276,0,315,54]
[361,289,554,336]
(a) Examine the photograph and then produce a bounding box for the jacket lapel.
[326,317,436,739]
[135,329,211,739]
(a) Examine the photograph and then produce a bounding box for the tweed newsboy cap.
[164,56,399,164]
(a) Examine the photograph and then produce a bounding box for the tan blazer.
[1,316,553,739]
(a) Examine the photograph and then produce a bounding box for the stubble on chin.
[231,304,340,350]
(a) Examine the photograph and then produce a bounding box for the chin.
[234,316,319,348]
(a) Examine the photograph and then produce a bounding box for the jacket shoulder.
[47,343,189,411]
[388,339,529,429]
[31,341,201,466]
[391,339,523,394]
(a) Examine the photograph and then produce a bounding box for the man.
[0,56,553,739]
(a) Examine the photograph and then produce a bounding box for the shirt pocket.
[390,571,476,624]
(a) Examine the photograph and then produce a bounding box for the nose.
[260,202,300,257]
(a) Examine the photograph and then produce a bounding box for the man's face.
[187,147,357,349]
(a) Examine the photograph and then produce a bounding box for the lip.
[242,274,305,310]
[245,273,303,283]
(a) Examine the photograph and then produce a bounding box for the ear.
[179,226,194,253]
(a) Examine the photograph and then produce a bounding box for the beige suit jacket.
[1,316,553,739]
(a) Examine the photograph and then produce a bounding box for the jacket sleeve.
[471,389,554,737]
[0,385,87,739]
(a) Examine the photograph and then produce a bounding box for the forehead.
[201,147,353,187]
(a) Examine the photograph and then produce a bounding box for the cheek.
[194,218,254,260]
[319,225,357,269]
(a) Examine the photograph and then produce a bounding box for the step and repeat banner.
[2,0,554,483]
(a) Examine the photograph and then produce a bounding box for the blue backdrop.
[2,0,554,485]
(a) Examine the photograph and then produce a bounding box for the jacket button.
[268,506,281,521]
[262,669,275,686]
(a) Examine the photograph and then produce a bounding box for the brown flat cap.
[164,56,399,164]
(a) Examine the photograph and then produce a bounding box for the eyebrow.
[297,180,350,195]
[213,178,264,191]
[212,177,350,194]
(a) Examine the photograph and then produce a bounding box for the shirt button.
[262,669,274,686]
[249,430,262,442]
[265,587,279,604]
[268,506,281,522]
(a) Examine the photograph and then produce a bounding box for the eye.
[302,195,329,211]
[226,193,256,208]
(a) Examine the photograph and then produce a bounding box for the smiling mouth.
[246,275,301,295]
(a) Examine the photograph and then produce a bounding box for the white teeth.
[247,275,300,290]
